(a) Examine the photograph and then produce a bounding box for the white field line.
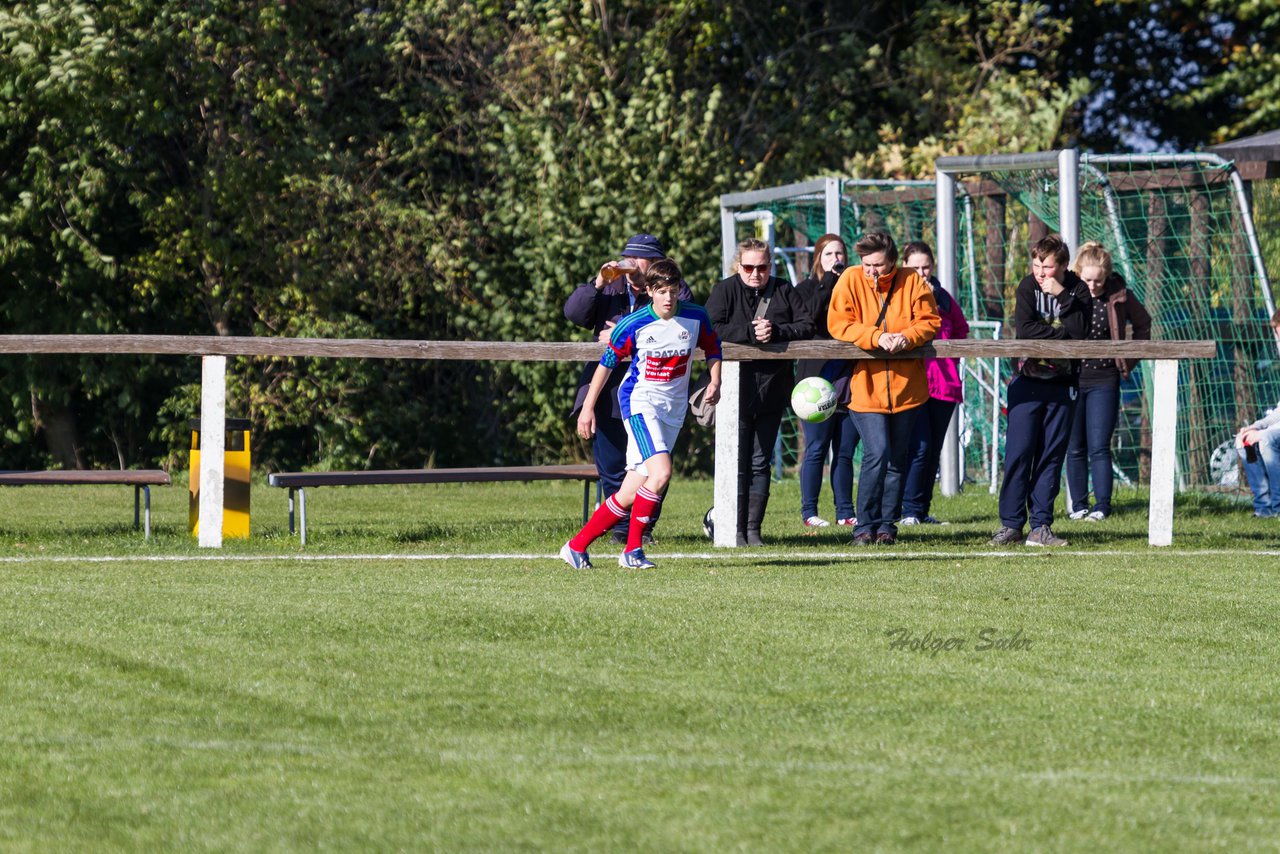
[1,549,1280,564]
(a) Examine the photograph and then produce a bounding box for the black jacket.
[1013,269,1090,385]
[706,274,815,412]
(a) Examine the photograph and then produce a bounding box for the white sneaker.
[1085,509,1108,522]
[1068,508,1089,521]
[836,517,856,527]
[803,516,830,528]
[899,516,921,526]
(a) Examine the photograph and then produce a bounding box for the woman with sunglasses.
[706,238,815,545]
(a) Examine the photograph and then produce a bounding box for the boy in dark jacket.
[990,234,1090,547]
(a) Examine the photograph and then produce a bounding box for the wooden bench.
[267,464,600,545]
[0,470,171,539]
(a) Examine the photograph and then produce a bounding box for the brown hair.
[810,233,847,279]
[1071,241,1113,278]
[645,258,683,291]
[1031,234,1070,266]
[733,238,771,275]
[901,241,934,266]
[854,231,897,264]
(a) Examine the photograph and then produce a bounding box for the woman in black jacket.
[793,233,859,529]
[706,238,815,545]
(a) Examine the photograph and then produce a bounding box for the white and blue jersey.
[601,302,722,425]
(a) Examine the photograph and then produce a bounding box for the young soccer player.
[560,259,723,569]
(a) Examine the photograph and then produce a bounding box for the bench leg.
[299,488,307,547]
[288,488,296,536]
[582,479,591,525]
[144,486,152,540]
[134,486,141,531]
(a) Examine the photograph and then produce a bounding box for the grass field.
[1,476,1278,850]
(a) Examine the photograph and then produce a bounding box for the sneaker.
[559,542,592,569]
[852,532,874,546]
[1068,508,1088,521]
[1025,525,1068,547]
[918,515,948,525]
[803,516,831,528]
[1085,510,1107,522]
[988,526,1023,546]
[899,516,921,526]
[875,532,896,545]
[642,531,656,546]
[836,517,856,527]
[618,547,656,569]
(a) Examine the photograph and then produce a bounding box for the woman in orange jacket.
[827,231,940,545]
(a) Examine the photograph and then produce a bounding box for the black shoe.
[875,532,896,545]
[609,530,628,546]
[852,532,873,546]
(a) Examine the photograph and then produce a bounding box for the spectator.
[1065,241,1152,522]
[794,234,860,529]
[827,231,940,546]
[1236,309,1280,517]
[707,238,815,546]
[989,234,1090,547]
[560,260,722,569]
[896,241,970,526]
[564,233,692,544]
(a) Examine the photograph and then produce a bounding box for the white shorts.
[624,412,681,474]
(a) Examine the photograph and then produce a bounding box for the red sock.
[627,487,662,551]
[570,495,627,552]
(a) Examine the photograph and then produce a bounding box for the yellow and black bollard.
[189,418,251,538]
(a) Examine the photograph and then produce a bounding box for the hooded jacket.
[827,264,940,414]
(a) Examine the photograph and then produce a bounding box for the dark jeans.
[592,410,661,535]
[737,408,786,498]
[998,377,1077,530]
[849,407,921,537]
[899,398,958,519]
[799,410,859,520]
[1065,381,1119,514]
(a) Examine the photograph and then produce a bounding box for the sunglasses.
[740,263,770,273]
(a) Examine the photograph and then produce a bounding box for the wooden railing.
[0,335,1217,548]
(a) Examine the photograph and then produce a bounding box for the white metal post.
[1148,359,1178,547]
[824,178,841,236]
[713,361,741,547]
[198,355,226,548]
[1058,148,1080,258]
[721,205,737,278]
[936,169,961,496]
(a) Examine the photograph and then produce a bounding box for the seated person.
[1236,309,1280,517]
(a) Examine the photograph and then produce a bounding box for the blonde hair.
[1072,241,1113,278]
[733,238,771,274]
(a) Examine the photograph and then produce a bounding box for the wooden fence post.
[712,361,741,547]
[1148,359,1178,547]
[198,355,226,548]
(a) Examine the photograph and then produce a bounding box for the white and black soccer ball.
[791,377,837,423]
[702,506,714,539]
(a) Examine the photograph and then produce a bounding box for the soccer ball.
[790,377,837,423]
[702,506,714,539]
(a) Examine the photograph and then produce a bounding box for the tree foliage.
[0,2,1268,471]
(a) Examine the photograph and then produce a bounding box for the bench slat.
[268,464,596,489]
[0,470,171,486]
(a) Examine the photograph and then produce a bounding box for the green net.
[723,158,1277,494]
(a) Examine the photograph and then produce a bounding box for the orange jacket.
[827,265,940,413]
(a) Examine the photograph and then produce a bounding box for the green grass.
[1,478,1279,850]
